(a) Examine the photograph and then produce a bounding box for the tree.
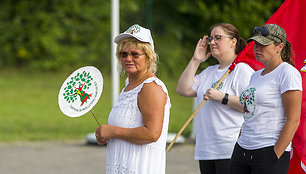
[0,0,284,75]
[0,0,111,71]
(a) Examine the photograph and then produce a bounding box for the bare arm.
[204,88,244,112]
[176,36,211,97]
[274,90,302,158]
[96,82,167,145]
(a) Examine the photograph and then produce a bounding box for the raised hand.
[192,36,211,63]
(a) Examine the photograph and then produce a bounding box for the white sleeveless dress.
[106,77,171,174]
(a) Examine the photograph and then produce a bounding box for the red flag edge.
[229,42,264,72]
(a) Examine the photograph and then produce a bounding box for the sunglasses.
[208,35,232,43]
[254,26,283,43]
[119,51,146,59]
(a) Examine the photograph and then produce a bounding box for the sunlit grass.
[0,69,193,141]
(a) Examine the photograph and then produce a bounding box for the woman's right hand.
[192,36,211,63]
[204,88,224,102]
[95,125,111,145]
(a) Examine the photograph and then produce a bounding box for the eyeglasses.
[119,51,146,59]
[254,26,282,43]
[208,35,233,43]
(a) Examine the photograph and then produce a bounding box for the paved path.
[0,140,199,174]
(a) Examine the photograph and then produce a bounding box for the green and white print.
[211,80,224,90]
[239,87,256,120]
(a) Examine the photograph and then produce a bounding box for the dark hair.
[210,23,246,55]
[278,41,295,66]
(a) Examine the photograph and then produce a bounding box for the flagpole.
[111,0,120,105]
[166,69,230,153]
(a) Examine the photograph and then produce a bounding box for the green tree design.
[240,87,255,105]
[63,71,93,103]
[245,88,256,105]
[211,80,224,90]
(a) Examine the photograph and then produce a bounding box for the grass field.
[0,69,194,141]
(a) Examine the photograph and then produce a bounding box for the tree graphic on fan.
[63,70,94,106]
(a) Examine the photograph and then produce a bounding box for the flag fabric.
[289,147,306,174]
[229,42,264,72]
[235,0,306,172]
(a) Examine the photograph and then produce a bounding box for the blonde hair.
[116,37,159,75]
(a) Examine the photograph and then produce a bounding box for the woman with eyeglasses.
[95,24,171,174]
[176,23,254,174]
[204,24,302,174]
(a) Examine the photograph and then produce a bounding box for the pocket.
[270,147,279,160]
[261,146,279,161]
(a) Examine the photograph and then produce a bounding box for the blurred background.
[0,0,285,173]
[0,0,284,142]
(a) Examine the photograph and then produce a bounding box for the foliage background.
[0,0,283,77]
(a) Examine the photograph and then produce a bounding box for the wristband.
[222,93,229,105]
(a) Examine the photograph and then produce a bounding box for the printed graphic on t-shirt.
[240,87,256,120]
[211,80,224,90]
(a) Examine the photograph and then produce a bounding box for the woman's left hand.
[204,88,224,102]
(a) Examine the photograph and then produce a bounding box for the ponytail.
[235,37,246,55]
[280,41,295,66]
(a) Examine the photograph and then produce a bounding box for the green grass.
[0,69,194,142]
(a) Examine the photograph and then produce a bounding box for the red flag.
[235,0,306,172]
[289,147,306,174]
[229,42,264,72]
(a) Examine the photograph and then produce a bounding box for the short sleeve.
[231,63,255,95]
[279,64,303,94]
[192,68,209,92]
[192,73,201,92]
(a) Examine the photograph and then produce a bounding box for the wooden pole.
[90,110,101,126]
[166,69,230,153]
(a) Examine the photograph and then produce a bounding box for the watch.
[222,93,229,105]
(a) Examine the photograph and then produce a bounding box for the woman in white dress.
[95,24,171,174]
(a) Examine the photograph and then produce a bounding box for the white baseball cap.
[114,24,154,50]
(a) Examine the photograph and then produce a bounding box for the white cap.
[114,24,154,50]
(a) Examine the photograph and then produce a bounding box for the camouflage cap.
[247,24,286,45]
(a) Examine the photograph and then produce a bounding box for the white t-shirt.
[192,63,254,160]
[238,62,302,151]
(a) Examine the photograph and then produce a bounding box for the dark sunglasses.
[119,51,146,59]
[254,26,283,43]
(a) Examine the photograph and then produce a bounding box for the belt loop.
[250,155,253,160]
